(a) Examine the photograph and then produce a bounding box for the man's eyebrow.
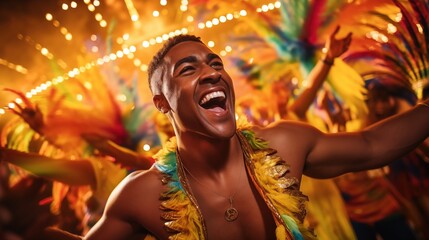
[174,56,197,71]
[207,53,221,62]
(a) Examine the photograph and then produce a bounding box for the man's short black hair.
[147,35,203,94]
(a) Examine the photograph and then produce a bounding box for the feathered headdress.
[345,0,429,100]
[225,0,396,125]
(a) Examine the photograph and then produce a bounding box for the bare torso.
[181,164,277,240]
[94,165,278,239]
[86,123,313,240]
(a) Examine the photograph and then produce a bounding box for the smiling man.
[151,39,237,142]
[63,34,429,240]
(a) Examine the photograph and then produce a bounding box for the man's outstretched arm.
[303,100,429,178]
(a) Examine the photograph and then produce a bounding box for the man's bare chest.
[188,174,277,240]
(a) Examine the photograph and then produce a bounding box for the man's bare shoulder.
[252,119,317,141]
[111,166,165,197]
[104,166,166,217]
[83,166,168,239]
[250,120,323,178]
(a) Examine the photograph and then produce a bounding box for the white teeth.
[200,91,225,105]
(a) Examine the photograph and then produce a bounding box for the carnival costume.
[154,120,315,240]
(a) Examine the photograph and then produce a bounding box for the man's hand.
[4,88,45,133]
[82,133,109,149]
[323,26,352,62]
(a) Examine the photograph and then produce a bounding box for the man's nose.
[199,64,221,84]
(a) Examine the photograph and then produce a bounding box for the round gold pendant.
[224,207,239,222]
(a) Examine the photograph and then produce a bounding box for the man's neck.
[176,132,242,176]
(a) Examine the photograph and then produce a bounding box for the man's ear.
[153,94,171,114]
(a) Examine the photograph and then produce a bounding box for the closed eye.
[179,65,195,75]
[210,61,223,70]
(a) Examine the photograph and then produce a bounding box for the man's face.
[157,41,236,139]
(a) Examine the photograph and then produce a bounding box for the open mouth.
[199,90,227,111]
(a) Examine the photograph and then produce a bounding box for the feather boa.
[154,119,316,239]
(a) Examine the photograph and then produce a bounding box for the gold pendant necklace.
[224,197,239,222]
[177,151,243,222]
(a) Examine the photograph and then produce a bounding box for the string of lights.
[0,1,281,115]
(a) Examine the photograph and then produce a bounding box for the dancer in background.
[0,72,159,236]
